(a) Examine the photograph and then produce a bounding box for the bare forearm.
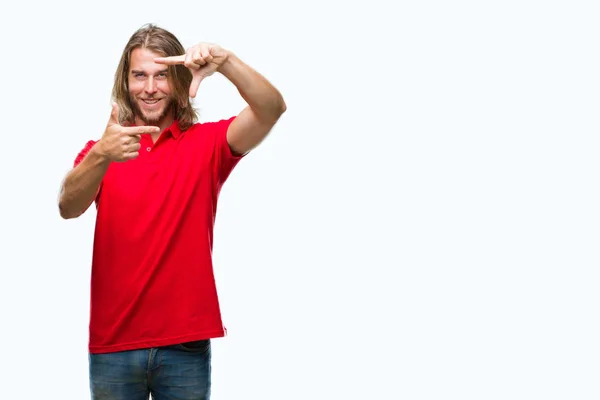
[219,53,286,121]
[59,144,110,219]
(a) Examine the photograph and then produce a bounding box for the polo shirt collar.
[165,120,182,139]
[131,119,182,139]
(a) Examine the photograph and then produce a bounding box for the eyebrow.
[131,69,169,75]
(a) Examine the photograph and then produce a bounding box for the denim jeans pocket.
[177,339,210,353]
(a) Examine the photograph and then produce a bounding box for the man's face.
[128,47,174,126]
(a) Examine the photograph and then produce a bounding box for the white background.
[1,0,599,399]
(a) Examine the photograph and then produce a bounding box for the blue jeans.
[89,340,211,400]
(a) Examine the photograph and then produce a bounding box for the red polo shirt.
[73,116,242,354]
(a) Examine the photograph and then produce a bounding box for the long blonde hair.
[111,24,198,130]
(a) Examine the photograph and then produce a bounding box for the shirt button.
[146,147,151,152]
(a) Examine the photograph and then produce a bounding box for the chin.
[142,112,162,123]
[140,106,169,125]
[130,97,173,126]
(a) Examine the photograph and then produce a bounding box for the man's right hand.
[97,103,160,162]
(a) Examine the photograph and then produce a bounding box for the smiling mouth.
[142,99,161,105]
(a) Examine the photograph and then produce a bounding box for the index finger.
[154,55,185,65]
[122,126,161,135]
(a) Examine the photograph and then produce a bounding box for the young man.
[58,24,286,400]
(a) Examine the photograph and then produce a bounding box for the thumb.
[109,102,120,125]
[189,74,204,98]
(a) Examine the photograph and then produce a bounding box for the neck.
[135,114,174,141]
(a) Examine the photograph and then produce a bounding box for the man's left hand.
[155,43,230,98]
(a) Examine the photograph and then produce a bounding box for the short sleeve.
[72,139,103,202]
[212,116,245,186]
[74,140,98,167]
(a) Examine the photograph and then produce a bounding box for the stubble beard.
[130,95,174,126]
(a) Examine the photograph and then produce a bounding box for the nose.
[145,77,157,94]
